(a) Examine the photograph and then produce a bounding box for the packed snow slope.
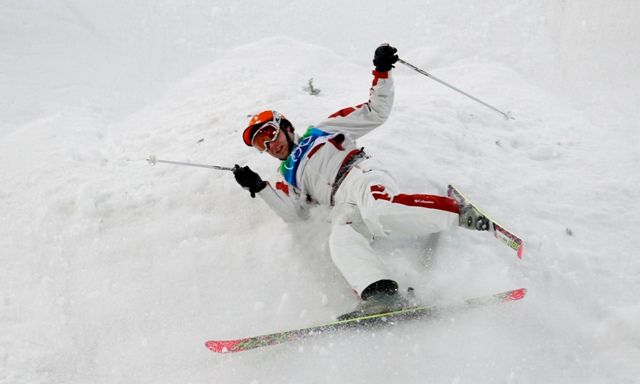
[1,1,639,383]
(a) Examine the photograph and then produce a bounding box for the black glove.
[373,43,399,72]
[233,165,267,198]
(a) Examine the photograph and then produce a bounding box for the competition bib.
[279,127,330,187]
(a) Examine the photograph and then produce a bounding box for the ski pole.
[397,58,514,120]
[146,155,236,171]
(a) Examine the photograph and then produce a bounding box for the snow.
[1,1,639,383]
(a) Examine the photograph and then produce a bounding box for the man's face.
[265,129,290,160]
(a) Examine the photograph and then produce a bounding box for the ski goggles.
[251,113,282,152]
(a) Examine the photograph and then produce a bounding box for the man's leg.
[328,205,393,297]
[363,183,460,236]
[339,165,459,238]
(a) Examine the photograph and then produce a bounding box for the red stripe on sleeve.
[372,70,389,86]
[275,181,290,196]
[328,102,365,119]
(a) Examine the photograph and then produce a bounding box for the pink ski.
[205,287,527,353]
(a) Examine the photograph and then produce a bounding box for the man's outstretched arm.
[316,44,398,139]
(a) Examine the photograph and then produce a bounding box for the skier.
[233,44,487,319]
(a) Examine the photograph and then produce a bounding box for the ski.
[205,287,527,354]
[448,184,524,258]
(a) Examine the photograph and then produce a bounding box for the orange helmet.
[242,110,291,147]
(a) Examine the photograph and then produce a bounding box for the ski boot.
[337,280,416,321]
[458,203,490,231]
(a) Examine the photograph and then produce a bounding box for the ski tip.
[205,339,242,353]
[503,288,527,302]
[517,244,524,259]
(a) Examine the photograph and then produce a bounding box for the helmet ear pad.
[281,118,294,133]
[280,119,296,156]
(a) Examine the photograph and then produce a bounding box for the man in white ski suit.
[234,44,467,313]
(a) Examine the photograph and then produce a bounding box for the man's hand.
[233,165,267,198]
[373,44,399,72]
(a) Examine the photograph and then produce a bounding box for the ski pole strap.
[330,149,367,206]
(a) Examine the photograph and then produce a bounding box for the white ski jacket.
[257,70,394,222]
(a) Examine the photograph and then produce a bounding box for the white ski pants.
[329,159,459,297]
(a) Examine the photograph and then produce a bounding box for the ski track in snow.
[1,1,639,383]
